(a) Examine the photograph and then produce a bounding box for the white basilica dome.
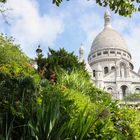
[90,9,129,54]
[88,9,133,69]
[90,28,128,53]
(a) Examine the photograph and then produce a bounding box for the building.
[79,10,140,100]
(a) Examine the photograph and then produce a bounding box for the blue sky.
[0,0,140,71]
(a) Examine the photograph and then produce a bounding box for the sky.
[0,0,140,71]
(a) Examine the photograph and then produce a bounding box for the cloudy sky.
[0,0,140,71]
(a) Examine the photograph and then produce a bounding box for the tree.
[0,34,29,66]
[35,45,47,74]
[36,47,86,80]
[0,0,6,3]
[52,0,140,17]
[0,0,8,23]
[0,0,139,17]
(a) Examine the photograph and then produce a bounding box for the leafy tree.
[35,45,47,77]
[36,48,86,80]
[0,0,6,3]
[52,0,140,16]
[0,34,40,139]
[1,0,139,18]
[0,72,38,139]
[0,34,29,66]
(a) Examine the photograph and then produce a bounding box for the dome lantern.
[104,9,112,29]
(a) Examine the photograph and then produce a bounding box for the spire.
[104,9,112,29]
[79,43,84,62]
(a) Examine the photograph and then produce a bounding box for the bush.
[0,41,140,140]
[124,93,140,101]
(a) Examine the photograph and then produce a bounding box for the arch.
[111,66,115,71]
[116,60,129,68]
[104,67,109,74]
[120,62,127,78]
[121,85,128,97]
[107,87,113,93]
[106,86,117,99]
[135,88,140,93]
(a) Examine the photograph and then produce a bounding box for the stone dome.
[91,28,128,52]
[90,9,129,53]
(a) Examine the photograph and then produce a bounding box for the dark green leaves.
[96,0,137,17]
[53,0,63,6]
[52,0,140,17]
[0,0,6,3]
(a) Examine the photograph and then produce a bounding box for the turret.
[79,44,84,62]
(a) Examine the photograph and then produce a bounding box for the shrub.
[124,93,140,101]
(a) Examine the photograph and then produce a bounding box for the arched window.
[120,63,126,77]
[107,87,113,93]
[135,88,140,93]
[93,70,96,77]
[111,66,115,71]
[121,85,128,97]
[104,67,109,74]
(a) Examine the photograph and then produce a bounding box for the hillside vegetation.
[0,34,140,140]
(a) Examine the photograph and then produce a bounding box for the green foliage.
[36,48,86,80]
[55,70,140,139]
[0,34,29,66]
[0,0,6,3]
[57,70,111,102]
[0,73,38,139]
[29,97,60,140]
[0,34,41,139]
[36,53,47,73]
[124,93,140,101]
[96,0,137,16]
[0,34,40,83]
[0,37,140,139]
[47,48,85,72]
[52,0,140,17]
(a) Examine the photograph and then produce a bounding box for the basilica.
[79,10,140,100]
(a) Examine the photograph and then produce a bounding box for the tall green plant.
[29,98,60,140]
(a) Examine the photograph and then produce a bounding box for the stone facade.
[79,10,140,100]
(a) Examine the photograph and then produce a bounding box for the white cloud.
[77,0,96,7]
[124,24,140,71]
[3,0,64,57]
[78,12,103,58]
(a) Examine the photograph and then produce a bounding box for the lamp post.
[36,45,42,56]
